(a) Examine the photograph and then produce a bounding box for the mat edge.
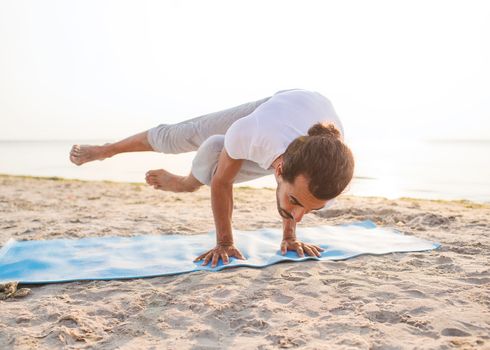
[0,238,16,260]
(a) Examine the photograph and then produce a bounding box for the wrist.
[282,230,296,240]
[216,232,234,246]
[282,228,296,241]
[282,218,296,241]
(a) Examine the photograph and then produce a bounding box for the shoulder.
[223,115,257,160]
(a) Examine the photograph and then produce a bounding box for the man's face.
[275,174,328,223]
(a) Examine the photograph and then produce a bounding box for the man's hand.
[281,238,324,258]
[194,244,246,268]
[281,218,324,257]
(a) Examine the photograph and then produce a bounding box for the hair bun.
[307,122,341,139]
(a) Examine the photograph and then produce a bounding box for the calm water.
[0,138,489,203]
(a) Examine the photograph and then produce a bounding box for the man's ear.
[274,160,284,177]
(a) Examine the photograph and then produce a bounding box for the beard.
[275,181,293,220]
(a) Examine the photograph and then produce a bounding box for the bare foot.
[145,169,200,192]
[69,144,111,166]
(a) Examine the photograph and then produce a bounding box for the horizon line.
[1,137,490,143]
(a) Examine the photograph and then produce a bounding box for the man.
[69,89,355,268]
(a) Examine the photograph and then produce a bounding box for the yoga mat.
[0,220,440,284]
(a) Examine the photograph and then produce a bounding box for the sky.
[0,0,489,142]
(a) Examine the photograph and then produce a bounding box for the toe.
[69,154,81,166]
[146,176,157,185]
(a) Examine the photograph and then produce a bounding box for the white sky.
[0,0,489,141]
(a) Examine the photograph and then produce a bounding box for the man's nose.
[292,207,306,222]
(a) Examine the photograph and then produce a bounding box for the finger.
[202,253,212,266]
[315,246,324,256]
[235,249,246,260]
[194,252,207,262]
[297,246,305,257]
[309,246,321,257]
[303,245,315,257]
[304,244,319,257]
[211,253,219,268]
[222,252,229,265]
[281,241,287,255]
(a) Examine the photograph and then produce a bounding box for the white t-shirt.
[224,89,344,170]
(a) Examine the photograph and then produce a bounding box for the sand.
[0,174,488,349]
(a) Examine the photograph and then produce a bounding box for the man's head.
[274,122,355,222]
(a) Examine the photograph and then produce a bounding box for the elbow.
[211,174,234,190]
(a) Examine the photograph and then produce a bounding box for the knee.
[197,135,225,153]
[147,124,169,153]
[191,135,224,186]
[147,123,200,154]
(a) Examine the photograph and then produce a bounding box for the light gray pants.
[147,96,274,185]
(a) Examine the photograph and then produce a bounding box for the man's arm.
[210,149,244,246]
[280,218,304,257]
[194,149,246,267]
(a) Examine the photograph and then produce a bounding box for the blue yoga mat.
[0,220,440,284]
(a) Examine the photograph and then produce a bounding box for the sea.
[0,138,489,203]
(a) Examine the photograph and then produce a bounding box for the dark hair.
[282,122,355,200]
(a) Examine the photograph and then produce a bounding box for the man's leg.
[70,95,271,192]
[70,130,152,166]
[145,97,271,192]
[145,96,271,154]
[70,96,270,166]
[189,135,273,186]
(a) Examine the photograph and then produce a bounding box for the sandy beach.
[0,174,488,349]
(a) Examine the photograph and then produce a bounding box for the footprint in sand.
[272,293,294,304]
[441,328,471,337]
[280,273,305,282]
[230,317,270,333]
[212,288,232,298]
[366,310,401,323]
[368,291,399,300]
[408,306,434,315]
[402,289,427,298]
